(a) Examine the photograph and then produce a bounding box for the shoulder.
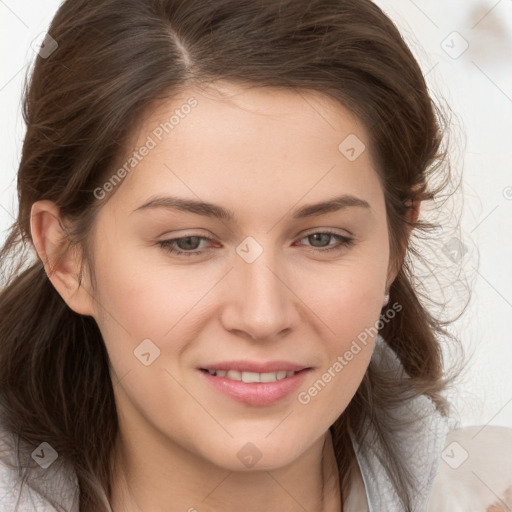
[0,417,79,511]
[428,425,512,512]
[0,426,30,510]
[0,420,23,506]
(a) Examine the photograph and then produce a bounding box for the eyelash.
[157,230,355,257]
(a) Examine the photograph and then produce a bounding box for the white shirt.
[1,335,511,511]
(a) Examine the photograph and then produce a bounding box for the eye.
[158,235,215,257]
[297,230,355,253]
[157,230,355,258]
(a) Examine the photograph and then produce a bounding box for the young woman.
[1,0,511,511]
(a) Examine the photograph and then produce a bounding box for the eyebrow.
[132,194,372,221]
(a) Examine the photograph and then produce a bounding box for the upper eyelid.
[299,227,354,238]
[162,229,354,247]
[160,226,354,240]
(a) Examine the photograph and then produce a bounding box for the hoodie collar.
[343,334,450,512]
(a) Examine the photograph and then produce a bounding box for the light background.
[1,0,511,428]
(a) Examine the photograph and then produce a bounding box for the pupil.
[310,234,329,247]
[178,237,200,250]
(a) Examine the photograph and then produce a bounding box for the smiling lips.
[199,360,311,406]
[203,369,297,382]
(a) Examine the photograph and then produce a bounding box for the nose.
[220,246,300,342]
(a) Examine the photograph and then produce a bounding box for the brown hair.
[0,0,466,510]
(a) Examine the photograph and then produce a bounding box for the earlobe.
[30,200,95,317]
[409,197,421,225]
[405,187,422,229]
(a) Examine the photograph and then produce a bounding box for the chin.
[198,433,311,472]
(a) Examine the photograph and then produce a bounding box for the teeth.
[241,371,260,383]
[260,372,277,382]
[206,369,298,382]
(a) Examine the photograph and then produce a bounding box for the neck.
[110,429,342,512]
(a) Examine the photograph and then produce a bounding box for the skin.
[487,486,512,511]
[30,81,419,512]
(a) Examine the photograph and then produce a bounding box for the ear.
[405,191,421,235]
[30,200,96,317]
[385,190,422,292]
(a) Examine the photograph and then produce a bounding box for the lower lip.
[199,369,311,406]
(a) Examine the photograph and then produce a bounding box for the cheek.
[294,253,388,414]
[306,253,389,341]
[90,239,191,372]
[295,275,382,429]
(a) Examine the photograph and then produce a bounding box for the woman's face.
[83,81,394,471]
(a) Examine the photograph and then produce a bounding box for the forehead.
[106,81,383,217]
[138,80,371,150]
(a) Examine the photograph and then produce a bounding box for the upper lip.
[199,360,310,373]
